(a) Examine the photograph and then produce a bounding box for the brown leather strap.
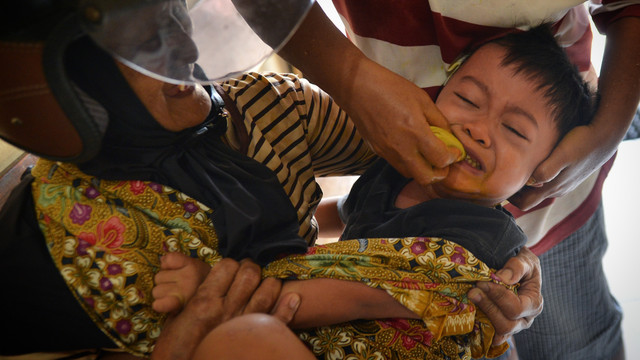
[213,83,249,155]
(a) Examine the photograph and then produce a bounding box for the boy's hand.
[152,252,211,314]
[467,247,543,346]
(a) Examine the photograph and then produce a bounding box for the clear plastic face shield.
[78,0,314,84]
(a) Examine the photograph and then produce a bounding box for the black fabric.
[341,160,526,269]
[65,37,307,265]
[0,174,116,355]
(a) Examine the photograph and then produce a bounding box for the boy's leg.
[193,313,316,360]
[514,204,624,360]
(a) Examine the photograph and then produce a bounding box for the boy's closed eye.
[455,92,480,108]
[503,123,529,141]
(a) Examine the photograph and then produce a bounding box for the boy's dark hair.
[485,25,595,142]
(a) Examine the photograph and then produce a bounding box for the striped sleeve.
[220,72,376,243]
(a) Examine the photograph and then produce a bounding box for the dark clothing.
[0,175,115,354]
[0,38,307,355]
[66,37,307,264]
[341,159,526,269]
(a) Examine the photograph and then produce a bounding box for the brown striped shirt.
[221,72,377,243]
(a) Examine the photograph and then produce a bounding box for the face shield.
[79,0,314,84]
[1,0,313,163]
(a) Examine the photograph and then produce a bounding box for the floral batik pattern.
[263,238,515,359]
[31,159,223,356]
[32,158,513,359]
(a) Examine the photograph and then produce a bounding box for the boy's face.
[434,44,559,207]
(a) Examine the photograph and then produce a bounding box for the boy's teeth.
[464,154,481,170]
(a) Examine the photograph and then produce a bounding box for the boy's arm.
[278,278,419,329]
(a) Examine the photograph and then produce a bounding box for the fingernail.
[496,269,513,283]
[289,295,301,310]
[526,177,537,186]
[468,288,482,303]
[476,282,490,292]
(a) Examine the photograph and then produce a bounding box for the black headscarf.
[65,36,307,265]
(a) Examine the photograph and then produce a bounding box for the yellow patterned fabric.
[33,158,512,359]
[264,238,514,359]
[31,159,223,357]
[30,72,511,359]
[221,72,377,242]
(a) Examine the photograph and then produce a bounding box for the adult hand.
[508,123,617,211]
[279,2,461,186]
[467,247,543,346]
[339,60,463,186]
[151,258,301,360]
[510,16,640,211]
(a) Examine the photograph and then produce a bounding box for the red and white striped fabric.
[331,0,640,253]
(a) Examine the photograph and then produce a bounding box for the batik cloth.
[264,238,514,360]
[32,158,512,359]
[31,159,222,356]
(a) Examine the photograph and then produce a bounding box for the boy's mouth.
[463,153,482,170]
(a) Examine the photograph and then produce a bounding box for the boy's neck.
[395,180,439,209]
[395,180,499,208]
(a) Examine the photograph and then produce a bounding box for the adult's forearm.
[594,16,640,149]
[278,2,368,104]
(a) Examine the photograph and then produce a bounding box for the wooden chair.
[0,153,38,209]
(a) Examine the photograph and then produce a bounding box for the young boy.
[152,26,593,360]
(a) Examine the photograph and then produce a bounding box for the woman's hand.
[151,258,301,360]
[467,247,543,346]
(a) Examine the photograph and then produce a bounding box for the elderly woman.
[0,2,542,359]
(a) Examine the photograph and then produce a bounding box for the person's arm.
[510,16,640,210]
[278,3,460,186]
[279,278,418,329]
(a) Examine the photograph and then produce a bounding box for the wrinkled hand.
[339,60,462,186]
[509,108,623,211]
[468,247,543,346]
[278,3,460,186]
[151,258,300,360]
